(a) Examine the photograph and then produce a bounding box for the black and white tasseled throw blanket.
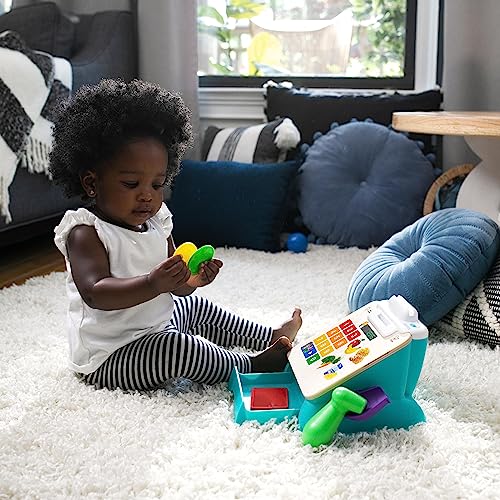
[0,30,72,223]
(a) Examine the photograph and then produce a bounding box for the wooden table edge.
[392,111,500,137]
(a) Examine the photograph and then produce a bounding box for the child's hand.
[148,254,191,294]
[187,258,223,288]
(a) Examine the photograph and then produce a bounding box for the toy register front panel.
[288,301,412,400]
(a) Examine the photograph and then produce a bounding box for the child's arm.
[67,226,190,310]
[167,236,223,296]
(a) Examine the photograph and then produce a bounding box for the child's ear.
[81,170,97,198]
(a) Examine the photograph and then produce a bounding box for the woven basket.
[423,163,475,216]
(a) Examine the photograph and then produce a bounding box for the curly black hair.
[49,79,193,199]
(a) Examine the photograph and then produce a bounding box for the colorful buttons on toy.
[301,320,365,364]
[174,242,215,274]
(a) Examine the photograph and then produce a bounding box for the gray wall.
[442,0,500,168]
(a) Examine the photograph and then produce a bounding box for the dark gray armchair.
[71,9,137,90]
[0,2,138,246]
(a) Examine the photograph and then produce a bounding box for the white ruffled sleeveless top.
[54,203,174,374]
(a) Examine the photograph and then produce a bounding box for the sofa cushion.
[298,121,436,248]
[169,159,299,252]
[347,208,500,326]
[202,117,300,164]
[265,84,442,155]
[0,2,75,59]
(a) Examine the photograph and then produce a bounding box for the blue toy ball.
[287,232,308,253]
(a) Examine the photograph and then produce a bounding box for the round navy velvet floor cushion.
[297,121,436,248]
[347,208,500,325]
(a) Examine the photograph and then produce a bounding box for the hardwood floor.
[0,234,65,289]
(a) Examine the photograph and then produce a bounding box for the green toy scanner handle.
[302,387,367,447]
[188,245,215,274]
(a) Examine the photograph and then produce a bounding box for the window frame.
[198,0,417,90]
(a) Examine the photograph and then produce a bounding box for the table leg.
[456,136,500,225]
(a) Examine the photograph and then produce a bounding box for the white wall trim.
[415,0,440,92]
[199,88,266,123]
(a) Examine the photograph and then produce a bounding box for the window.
[0,0,12,15]
[197,0,417,89]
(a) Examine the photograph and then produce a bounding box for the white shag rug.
[1,245,499,500]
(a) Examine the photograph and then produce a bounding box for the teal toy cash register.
[228,295,428,447]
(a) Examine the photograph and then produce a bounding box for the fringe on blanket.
[19,137,53,177]
[0,137,53,223]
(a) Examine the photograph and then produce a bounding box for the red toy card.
[250,387,289,410]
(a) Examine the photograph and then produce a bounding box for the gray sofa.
[0,2,137,246]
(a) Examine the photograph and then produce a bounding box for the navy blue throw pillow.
[298,122,436,248]
[169,160,299,252]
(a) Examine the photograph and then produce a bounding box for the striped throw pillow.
[435,251,500,346]
[202,118,300,163]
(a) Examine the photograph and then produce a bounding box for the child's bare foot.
[251,336,292,373]
[270,308,302,344]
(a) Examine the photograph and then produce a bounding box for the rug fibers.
[0,245,499,500]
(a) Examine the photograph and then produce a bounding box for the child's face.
[85,137,168,230]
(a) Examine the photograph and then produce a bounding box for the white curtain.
[137,0,200,159]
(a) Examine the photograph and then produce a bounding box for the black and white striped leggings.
[82,295,273,391]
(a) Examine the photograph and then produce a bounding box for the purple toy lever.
[345,387,389,421]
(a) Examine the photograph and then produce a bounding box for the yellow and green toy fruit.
[174,242,215,274]
[173,242,197,264]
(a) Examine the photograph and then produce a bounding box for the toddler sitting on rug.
[51,79,302,391]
